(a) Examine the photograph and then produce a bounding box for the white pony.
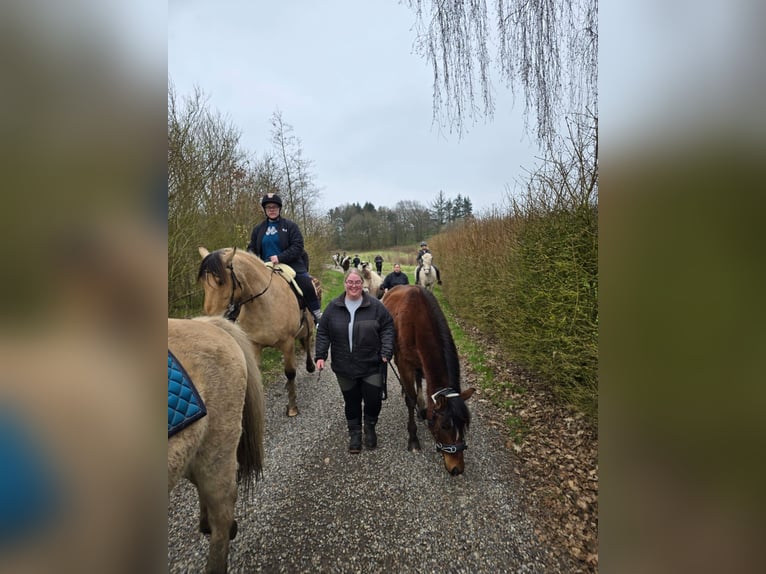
[360,262,383,298]
[418,252,437,292]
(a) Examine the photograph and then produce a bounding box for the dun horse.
[382,285,475,475]
[418,252,437,292]
[168,315,265,574]
[198,247,316,416]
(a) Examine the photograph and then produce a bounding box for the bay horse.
[198,247,316,417]
[168,315,265,574]
[381,285,476,475]
[418,252,437,292]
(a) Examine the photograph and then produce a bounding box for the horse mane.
[420,288,461,393]
[197,249,227,284]
[419,289,470,432]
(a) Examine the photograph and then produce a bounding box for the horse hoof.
[229,520,238,540]
[306,362,316,374]
[199,518,211,535]
[286,406,299,417]
[408,442,421,452]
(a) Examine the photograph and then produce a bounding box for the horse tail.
[202,316,266,494]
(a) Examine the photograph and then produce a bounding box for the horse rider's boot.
[347,419,362,454]
[363,416,378,449]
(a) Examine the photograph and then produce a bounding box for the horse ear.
[460,387,476,402]
[199,246,209,258]
[222,248,236,266]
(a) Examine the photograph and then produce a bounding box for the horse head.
[421,252,433,271]
[428,387,476,476]
[198,247,237,316]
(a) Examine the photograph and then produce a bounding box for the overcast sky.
[168,0,541,215]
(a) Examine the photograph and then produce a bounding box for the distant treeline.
[327,192,472,251]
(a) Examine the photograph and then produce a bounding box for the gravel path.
[168,364,573,573]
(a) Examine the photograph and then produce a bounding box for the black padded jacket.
[315,293,395,379]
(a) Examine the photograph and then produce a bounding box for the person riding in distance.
[247,192,323,323]
[314,268,395,454]
[415,241,442,286]
[381,263,410,294]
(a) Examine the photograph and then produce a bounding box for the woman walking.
[315,268,395,453]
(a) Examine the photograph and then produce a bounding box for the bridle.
[428,387,468,454]
[386,366,469,455]
[222,262,274,321]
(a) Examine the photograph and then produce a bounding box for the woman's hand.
[316,359,325,371]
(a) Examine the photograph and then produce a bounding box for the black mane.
[197,250,227,284]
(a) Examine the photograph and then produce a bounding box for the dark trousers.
[295,272,320,312]
[338,374,383,423]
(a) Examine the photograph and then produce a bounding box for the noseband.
[428,388,468,455]
[223,262,274,321]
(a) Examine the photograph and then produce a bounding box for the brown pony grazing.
[382,285,476,475]
[168,315,265,574]
[198,247,316,417]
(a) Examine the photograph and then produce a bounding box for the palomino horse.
[418,252,437,292]
[381,285,476,475]
[168,315,265,574]
[198,247,316,417]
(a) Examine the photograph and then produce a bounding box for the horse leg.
[415,371,427,420]
[280,340,299,417]
[404,392,421,452]
[195,464,238,574]
[187,473,212,534]
[301,311,316,373]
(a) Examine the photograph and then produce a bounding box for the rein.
[224,263,275,321]
[390,362,468,455]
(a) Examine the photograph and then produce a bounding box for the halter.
[428,387,468,455]
[387,366,469,454]
[223,262,274,321]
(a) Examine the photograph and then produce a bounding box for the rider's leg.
[296,272,321,320]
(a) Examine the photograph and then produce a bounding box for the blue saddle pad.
[0,408,62,547]
[168,350,207,437]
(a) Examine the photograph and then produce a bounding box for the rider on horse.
[247,193,323,323]
[415,241,442,286]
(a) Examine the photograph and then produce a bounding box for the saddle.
[265,262,304,296]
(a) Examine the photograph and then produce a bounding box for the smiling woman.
[314,268,395,454]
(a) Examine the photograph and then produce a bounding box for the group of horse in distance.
[332,251,437,293]
[169,246,473,573]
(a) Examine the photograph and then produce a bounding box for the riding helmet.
[261,193,283,208]
[420,241,427,246]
